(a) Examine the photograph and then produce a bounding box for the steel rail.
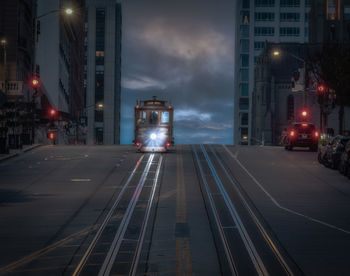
[98,154,155,276]
[72,154,145,276]
[210,145,294,276]
[192,146,238,275]
[130,155,163,276]
[200,144,268,276]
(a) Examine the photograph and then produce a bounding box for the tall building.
[234,0,310,145]
[85,0,122,145]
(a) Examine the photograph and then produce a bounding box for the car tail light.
[136,142,140,147]
[290,130,295,137]
[166,142,171,147]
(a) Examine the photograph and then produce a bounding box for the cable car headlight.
[150,133,157,140]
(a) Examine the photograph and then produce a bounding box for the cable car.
[134,97,174,152]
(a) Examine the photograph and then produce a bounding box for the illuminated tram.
[134,97,174,152]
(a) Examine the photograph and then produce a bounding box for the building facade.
[252,43,320,145]
[234,0,310,145]
[85,0,122,145]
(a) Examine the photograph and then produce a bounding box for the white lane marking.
[71,178,92,182]
[223,145,350,235]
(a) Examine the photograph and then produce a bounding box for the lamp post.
[33,7,74,75]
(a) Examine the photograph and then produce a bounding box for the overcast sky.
[120,0,235,144]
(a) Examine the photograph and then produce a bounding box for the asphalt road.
[0,145,350,275]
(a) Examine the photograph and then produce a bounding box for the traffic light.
[31,77,40,89]
[317,83,326,94]
[47,131,55,140]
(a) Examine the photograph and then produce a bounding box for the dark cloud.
[120,0,235,144]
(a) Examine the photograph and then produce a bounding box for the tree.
[308,43,350,134]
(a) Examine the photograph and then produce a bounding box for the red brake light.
[136,142,140,147]
[290,130,295,137]
[166,142,171,147]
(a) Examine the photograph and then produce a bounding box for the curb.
[0,144,42,163]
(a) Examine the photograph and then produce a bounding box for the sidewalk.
[0,144,42,163]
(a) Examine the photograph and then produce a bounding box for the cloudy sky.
[120,0,235,144]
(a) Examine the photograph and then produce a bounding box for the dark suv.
[284,122,319,151]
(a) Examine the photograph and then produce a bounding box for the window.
[327,0,339,20]
[95,110,103,122]
[305,27,308,37]
[254,56,259,64]
[305,12,309,22]
[241,128,249,142]
[255,0,275,7]
[241,69,249,81]
[241,25,250,37]
[241,113,249,125]
[161,112,169,123]
[287,95,294,120]
[305,0,311,7]
[345,5,350,20]
[149,111,159,124]
[239,98,249,110]
[255,12,275,21]
[241,11,250,23]
[280,13,300,22]
[241,39,250,52]
[254,27,275,36]
[241,83,249,96]
[243,0,250,9]
[280,27,300,36]
[96,8,105,51]
[280,0,300,7]
[241,54,249,67]
[254,41,265,50]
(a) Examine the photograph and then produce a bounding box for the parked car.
[318,137,334,164]
[284,122,319,151]
[338,140,350,175]
[323,135,350,169]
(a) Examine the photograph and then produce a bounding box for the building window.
[241,39,250,52]
[280,27,300,36]
[254,41,265,50]
[254,56,259,64]
[243,0,250,9]
[327,0,340,20]
[280,13,300,22]
[241,113,249,125]
[241,11,250,23]
[96,8,105,51]
[254,27,275,36]
[305,27,308,37]
[95,127,103,144]
[241,25,250,37]
[305,12,309,22]
[95,110,104,122]
[255,0,275,7]
[241,54,249,67]
[241,69,249,81]
[239,98,249,110]
[345,5,350,20]
[280,0,300,7]
[305,0,311,7]
[287,95,294,120]
[255,12,275,21]
[241,83,249,96]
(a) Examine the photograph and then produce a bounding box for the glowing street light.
[273,50,280,56]
[97,103,104,109]
[65,8,73,15]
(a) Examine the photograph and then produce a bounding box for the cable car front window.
[137,111,146,125]
[161,112,169,124]
[149,111,159,124]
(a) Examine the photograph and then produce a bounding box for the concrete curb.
[0,144,42,163]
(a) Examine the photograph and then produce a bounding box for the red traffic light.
[47,132,55,140]
[48,108,57,117]
[317,84,326,94]
[31,77,40,88]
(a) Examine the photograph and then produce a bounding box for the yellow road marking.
[176,146,192,276]
[0,225,97,275]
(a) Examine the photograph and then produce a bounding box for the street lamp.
[33,7,74,75]
[272,48,307,106]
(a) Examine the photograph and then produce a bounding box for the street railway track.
[193,144,301,276]
[72,153,163,276]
